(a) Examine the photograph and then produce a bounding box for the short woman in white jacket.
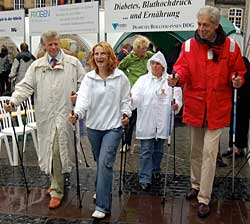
[68,42,131,219]
[131,51,182,190]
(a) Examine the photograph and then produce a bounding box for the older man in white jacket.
[131,51,182,190]
[5,31,85,209]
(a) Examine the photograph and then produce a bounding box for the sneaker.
[197,203,210,218]
[119,144,130,153]
[186,188,199,200]
[235,150,245,158]
[216,154,227,167]
[93,193,96,200]
[153,172,161,180]
[49,197,61,209]
[222,149,233,157]
[92,210,106,219]
[139,183,149,191]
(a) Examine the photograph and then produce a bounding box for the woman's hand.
[121,114,129,126]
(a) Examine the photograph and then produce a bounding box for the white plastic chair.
[24,97,36,130]
[0,96,38,166]
[0,132,13,165]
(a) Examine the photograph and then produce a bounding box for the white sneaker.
[93,193,96,200]
[92,210,105,219]
[119,144,130,153]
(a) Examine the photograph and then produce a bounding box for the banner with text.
[0,10,25,37]
[29,2,99,36]
[105,0,205,32]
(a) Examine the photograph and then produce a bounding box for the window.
[14,0,24,9]
[228,8,243,29]
[35,0,46,8]
[51,0,58,6]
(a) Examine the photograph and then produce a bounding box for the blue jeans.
[87,127,122,213]
[139,138,164,184]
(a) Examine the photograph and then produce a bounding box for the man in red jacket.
[168,5,246,218]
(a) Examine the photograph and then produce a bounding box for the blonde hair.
[87,41,117,75]
[133,36,150,51]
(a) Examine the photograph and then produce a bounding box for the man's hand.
[70,91,77,106]
[68,112,78,124]
[173,103,179,111]
[121,114,129,126]
[4,100,14,112]
[167,73,179,87]
[232,74,242,89]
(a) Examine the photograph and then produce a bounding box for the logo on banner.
[112,23,119,30]
[30,9,51,18]
[112,23,127,31]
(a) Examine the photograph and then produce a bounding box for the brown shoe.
[186,188,198,200]
[49,197,61,209]
[197,203,210,218]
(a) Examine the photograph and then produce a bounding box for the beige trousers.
[190,126,222,205]
[50,130,64,199]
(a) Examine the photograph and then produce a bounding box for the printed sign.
[105,0,205,32]
[29,2,99,36]
[0,10,25,37]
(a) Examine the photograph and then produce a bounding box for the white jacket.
[131,51,182,139]
[11,50,85,174]
[74,68,131,130]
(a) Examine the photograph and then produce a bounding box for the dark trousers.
[125,109,137,146]
[229,98,250,148]
[0,75,10,96]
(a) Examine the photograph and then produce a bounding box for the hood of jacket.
[16,51,35,62]
[147,51,168,76]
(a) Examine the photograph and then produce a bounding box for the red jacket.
[174,33,246,130]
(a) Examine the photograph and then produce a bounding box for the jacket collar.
[194,24,226,47]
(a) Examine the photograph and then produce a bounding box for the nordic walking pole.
[6,100,30,194]
[79,141,89,168]
[172,71,176,181]
[123,124,128,184]
[20,99,27,160]
[232,72,238,195]
[162,72,176,205]
[72,111,82,208]
[71,91,89,168]
[119,123,125,195]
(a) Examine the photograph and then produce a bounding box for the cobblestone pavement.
[0,124,250,223]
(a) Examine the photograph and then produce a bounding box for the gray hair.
[197,6,221,24]
[133,36,150,50]
[41,30,60,44]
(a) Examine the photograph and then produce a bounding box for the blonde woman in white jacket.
[131,51,182,190]
[69,42,131,219]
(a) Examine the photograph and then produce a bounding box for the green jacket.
[119,51,154,86]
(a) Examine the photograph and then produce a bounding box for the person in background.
[68,41,131,219]
[119,36,154,152]
[0,45,11,95]
[9,43,36,90]
[223,56,250,158]
[168,6,245,218]
[117,43,132,64]
[131,51,182,190]
[4,31,85,209]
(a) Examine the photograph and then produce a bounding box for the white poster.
[0,10,25,37]
[29,2,99,36]
[105,0,205,32]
